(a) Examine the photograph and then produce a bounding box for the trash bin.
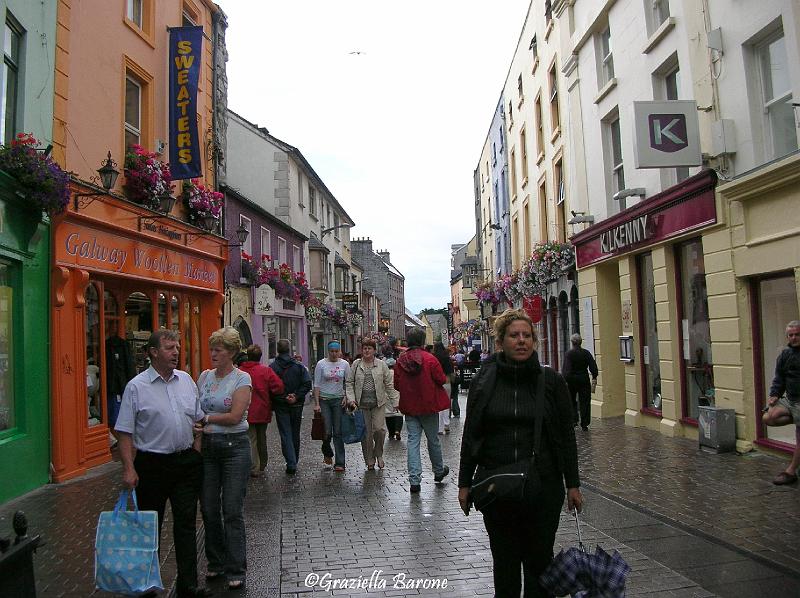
[698,406,736,453]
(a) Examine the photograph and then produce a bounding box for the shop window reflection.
[638,253,662,411]
[678,240,714,420]
[158,293,167,329]
[86,284,102,426]
[0,262,14,432]
[125,292,153,373]
[171,296,179,330]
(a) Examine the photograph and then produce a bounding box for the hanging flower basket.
[255,256,314,306]
[240,251,258,285]
[515,241,574,297]
[123,144,173,209]
[182,178,223,230]
[0,133,70,216]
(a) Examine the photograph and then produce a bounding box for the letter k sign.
[648,113,688,153]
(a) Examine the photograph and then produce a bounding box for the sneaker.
[286,467,297,475]
[394,432,401,440]
[334,465,345,472]
[444,426,450,434]
[437,431,445,435]
[323,456,333,466]
[410,484,421,493]
[434,465,450,483]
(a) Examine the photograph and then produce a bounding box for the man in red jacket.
[393,327,451,493]
[239,344,285,478]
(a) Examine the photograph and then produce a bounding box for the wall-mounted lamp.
[73,152,120,211]
[137,192,180,230]
[567,211,595,225]
[612,187,646,202]
[488,222,502,230]
[226,223,251,247]
[321,223,354,237]
[186,221,248,246]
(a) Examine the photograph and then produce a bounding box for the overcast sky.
[216,0,531,313]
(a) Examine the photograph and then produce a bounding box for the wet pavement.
[2,390,800,597]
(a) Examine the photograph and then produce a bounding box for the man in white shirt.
[115,329,210,598]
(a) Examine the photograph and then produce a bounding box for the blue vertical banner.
[168,26,203,180]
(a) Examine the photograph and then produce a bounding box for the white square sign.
[633,100,702,168]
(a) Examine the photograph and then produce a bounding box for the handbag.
[341,408,367,444]
[311,411,325,440]
[95,490,163,596]
[470,370,546,512]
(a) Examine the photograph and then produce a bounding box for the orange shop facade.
[50,190,227,482]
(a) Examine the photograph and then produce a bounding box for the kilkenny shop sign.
[56,225,221,290]
[573,170,717,269]
[168,26,203,180]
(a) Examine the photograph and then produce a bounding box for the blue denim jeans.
[405,414,445,485]
[319,397,346,468]
[274,406,303,469]
[200,432,251,582]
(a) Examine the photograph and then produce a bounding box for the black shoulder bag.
[470,369,546,512]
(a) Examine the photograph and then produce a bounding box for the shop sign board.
[633,101,702,168]
[342,293,359,313]
[523,295,543,323]
[168,26,203,179]
[254,285,275,316]
[572,170,717,269]
[55,223,222,291]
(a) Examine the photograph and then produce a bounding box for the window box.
[593,77,617,104]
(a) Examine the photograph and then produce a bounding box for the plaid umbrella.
[539,511,630,598]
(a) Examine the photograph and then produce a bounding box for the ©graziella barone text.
[304,570,448,592]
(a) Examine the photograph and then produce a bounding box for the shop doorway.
[754,274,799,447]
[676,239,714,422]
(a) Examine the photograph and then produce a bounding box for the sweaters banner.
[168,26,203,180]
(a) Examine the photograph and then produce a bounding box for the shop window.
[191,299,201,375]
[758,275,799,445]
[1,16,23,144]
[125,292,153,373]
[86,284,102,426]
[677,240,713,421]
[263,317,277,360]
[638,253,662,412]
[183,300,192,374]
[104,290,120,337]
[158,292,168,329]
[0,261,14,432]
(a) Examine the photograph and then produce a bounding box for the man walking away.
[115,330,210,597]
[270,339,312,475]
[393,327,450,493]
[562,334,599,431]
[764,320,800,485]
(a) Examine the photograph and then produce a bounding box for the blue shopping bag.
[95,490,163,596]
[341,408,367,444]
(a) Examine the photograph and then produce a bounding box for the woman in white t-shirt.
[196,327,252,591]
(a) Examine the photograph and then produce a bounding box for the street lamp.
[73,151,120,211]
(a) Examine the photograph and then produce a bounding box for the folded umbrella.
[540,511,630,598]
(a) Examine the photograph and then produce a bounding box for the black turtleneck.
[478,353,557,476]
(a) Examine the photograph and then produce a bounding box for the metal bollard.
[0,511,43,598]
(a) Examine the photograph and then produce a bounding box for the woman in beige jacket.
[346,337,400,470]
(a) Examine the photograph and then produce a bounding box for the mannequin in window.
[106,331,136,437]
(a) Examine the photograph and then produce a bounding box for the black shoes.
[410,484,421,493]
[286,466,297,475]
[434,465,450,483]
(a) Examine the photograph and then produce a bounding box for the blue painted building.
[488,98,512,276]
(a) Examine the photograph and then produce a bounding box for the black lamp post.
[73,151,120,210]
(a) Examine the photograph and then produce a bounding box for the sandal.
[377,459,385,469]
[367,465,375,471]
[773,471,798,485]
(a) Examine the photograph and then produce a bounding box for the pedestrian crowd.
[110,312,800,597]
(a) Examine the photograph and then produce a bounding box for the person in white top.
[115,329,210,598]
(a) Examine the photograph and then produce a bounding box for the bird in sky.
[349,51,365,55]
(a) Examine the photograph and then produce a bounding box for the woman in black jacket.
[458,308,583,598]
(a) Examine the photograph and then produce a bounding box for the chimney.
[377,250,390,263]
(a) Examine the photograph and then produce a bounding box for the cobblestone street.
[3,392,800,597]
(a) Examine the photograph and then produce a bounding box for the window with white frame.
[239,215,252,256]
[518,74,524,104]
[124,76,142,150]
[127,0,143,27]
[604,112,626,209]
[293,245,301,270]
[647,0,670,34]
[278,237,287,265]
[530,35,538,67]
[598,27,614,87]
[1,17,22,144]
[757,31,797,159]
[260,227,270,261]
[663,64,690,182]
[308,185,317,217]
[549,63,560,133]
